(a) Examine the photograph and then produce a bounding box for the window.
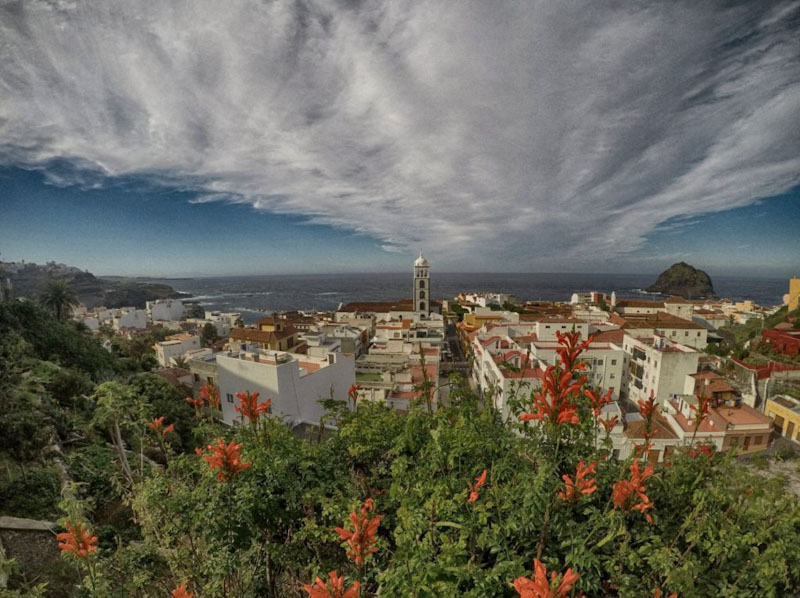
[685,331,689,336]
[610,373,615,379]
[419,290,425,299]
[597,359,603,366]
[611,359,617,365]
[754,435,763,445]
[697,332,701,337]
[226,393,234,403]
[419,280,425,289]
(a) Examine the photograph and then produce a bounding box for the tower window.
[419,290,425,299]
[419,280,425,288]
[419,301,426,311]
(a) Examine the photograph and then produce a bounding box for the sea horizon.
[134,271,791,325]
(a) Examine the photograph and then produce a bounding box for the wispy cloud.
[1,1,798,270]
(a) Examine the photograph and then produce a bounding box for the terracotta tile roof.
[502,367,544,380]
[624,414,678,439]
[230,326,295,344]
[154,368,193,389]
[615,312,704,330]
[591,329,625,343]
[712,404,772,427]
[668,402,721,434]
[664,296,692,303]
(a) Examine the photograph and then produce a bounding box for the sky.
[0,1,799,278]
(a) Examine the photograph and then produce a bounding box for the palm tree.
[39,279,80,321]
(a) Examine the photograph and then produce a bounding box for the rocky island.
[646,262,714,299]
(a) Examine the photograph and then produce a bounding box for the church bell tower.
[413,253,430,315]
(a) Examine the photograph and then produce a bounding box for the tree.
[39,279,80,321]
[201,322,219,347]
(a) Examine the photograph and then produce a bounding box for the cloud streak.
[1,0,798,270]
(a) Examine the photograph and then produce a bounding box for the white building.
[112,308,148,331]
[217,346,355,428]
[529,340,625,400]
[147,299,185,322]
[154,333,202,367]
[621,333,699,406]
[413,253,430,315]
[471,333,542,421]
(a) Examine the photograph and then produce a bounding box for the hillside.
[0,261,187,308]
[646,262,714,298]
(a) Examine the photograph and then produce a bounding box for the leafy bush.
[0,466,62,519]
[0,300,115,378]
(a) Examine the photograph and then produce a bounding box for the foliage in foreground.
[2,299,800,597]
[66,347,800,597]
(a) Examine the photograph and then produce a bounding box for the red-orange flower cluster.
[599,415,619,435]
[690,388,712,432]
[519,331,592,427]
[348,384,359,406]
[585,387,613,416]
[302,571,360,598]
[558,460,597,501]
[637,390,657,419]
[198,438,251,482]
[688,444,714,459]
[555,330,593,372]
[200,381,221,409]
[613,460,655,524]
[172,582,194,598]
[334,498,381,566]
[467,469,488,503]
[234,391,271,423]
[146,416,174,438]
[185,395,204,410]
[520,366,584,426]
[654,589,678,598]
[513,558,581,598]
[57,520,98,559]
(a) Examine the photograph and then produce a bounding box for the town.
[8,256,797,463]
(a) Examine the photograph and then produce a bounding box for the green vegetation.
[38,280,80,321]
[0,261,186,309]
[1,298,800,597]
[355,372,383,382]
[201,322,219,347]
[713,305,800,364]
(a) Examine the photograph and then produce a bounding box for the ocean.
[144,272,790,325]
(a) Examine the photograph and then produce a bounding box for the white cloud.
[1,0,798,270]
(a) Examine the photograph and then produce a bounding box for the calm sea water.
[144,272,789,325]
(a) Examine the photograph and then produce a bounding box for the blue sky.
[1,166,797,278]
[1,2,799,278]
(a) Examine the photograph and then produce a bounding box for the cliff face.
[646,262,714,299]
[0,262,186,308]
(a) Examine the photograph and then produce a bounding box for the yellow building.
[765,395,800,443]
[789,278,800,312]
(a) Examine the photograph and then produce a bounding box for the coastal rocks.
[646,262,714,299]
